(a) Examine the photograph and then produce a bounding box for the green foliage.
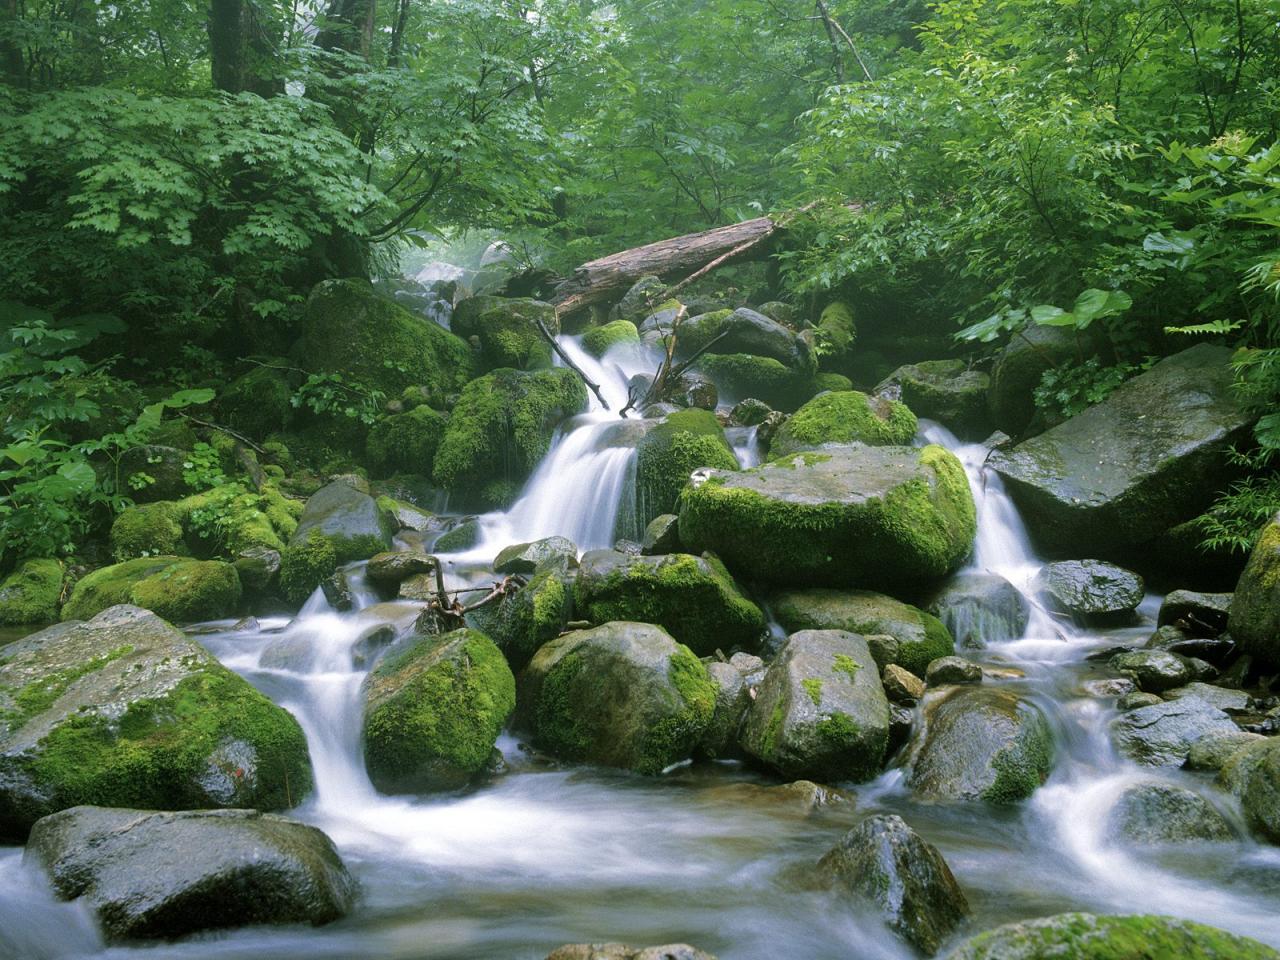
[292,373,387,428]
[1033,359,1151,422]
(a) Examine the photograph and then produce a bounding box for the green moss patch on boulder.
[769,391,917,461]
[128,560,241,623]
[175,482,301,556]
[0,605,313,840]
[1228,512,1280,668]
[290,480,394,563]
[362,627,515,793]
[0,559,64,626]
[366,406,447,478]
[278,532,339,605]
[469,565,573,671]
[582,319,640,358]
[694,353,815,412]
[218,364,293,441]
[815,302,856,368]
[452,296,559,371]
[634,409,738,529]
[110,502,185,561]
[61,557,184,622]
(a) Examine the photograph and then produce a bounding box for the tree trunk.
[209,0,281,96]
[318,0,377,59]
[552,216,779,315]
[0,0,24,87]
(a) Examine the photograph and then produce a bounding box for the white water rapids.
[2,339,1279,959]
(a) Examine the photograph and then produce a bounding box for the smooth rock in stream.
[740,630,889,783]
[944,912,1280,960]
[699,660,753,760]
[1106,781,1236,845]
[641,514,681,555]
[882,664,926,704]
[1110,697,1238,767]
[1220,736,1280,842]
[767,390,917,460]
[573,550,764,656]
[926,573,1029,649]
[988,344,1254,559]
[0,605,312,841]
[366,550,436,587]
[1033,560,1144,620]
[1185,731,1266,772]
[547,945,717,960]
[1158,589,1232,633]
[925,656,982,687]
[24,806,354,941]
[1228,512,1280,668]
[1163,682,1250,713]
[494,536,579,574]
[520,622,717,775]
[905,687,1054,803]
[875,359,992,439]
[470,565,574,671]
[1108,650,1194,693]
[817,813,970,954]
[291,480,395,562]
[679,444,976,591]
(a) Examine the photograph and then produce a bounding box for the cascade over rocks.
[25,806,354,941]
[927,573,1029,649]
[520,622,717,775]
[989,344,1255,561]
[0,606,313,840]
[678,444,976,592]
[740,629,890,783]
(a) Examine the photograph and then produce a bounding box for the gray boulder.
[366,550,435,587]
[1034,560,1144,620]
[1163,682,1250,713]
[292,480,393,562]
[989,344,1254,558]
[1108,650,1194,693]
[905,687,1053,803]
[927,573,1029,649]
[1220,736,1280,842]
[494,536,578,574]
[1158,589,1232,633]
[679,307,809,369]
[641,514,681,555]
[818,814,970,954]
[1185,731,1266,772]
[25,806,353,940]
[469,564,573,671]
[1111,697,1238,767]
[876,359,992,439]
[987,323,1085,436]
[925,656,983,686]
[1106,781,1236,845]
[740,630,889,783]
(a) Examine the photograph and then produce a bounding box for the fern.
[1163,319,1245,335]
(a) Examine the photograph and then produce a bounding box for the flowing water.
[3,345,1279,959]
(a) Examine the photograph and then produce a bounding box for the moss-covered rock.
[61,556,184,622]
[218,364,293,440]
[451,296,558,371]
[0,605,313,840]
[905,686,1053,803]
[987,324,1082,437]
[768,391,917,461]
[613,276,667,322]
[812,372,853,393]
[944,912,1280,960]
[634,409,738,528]
[814,302,856,368]
[362,627,515,793]
[677,308,809,370]
[875,360,991,440]
[694,353,814,411]
[118,445,192,503]
[128,560,241,623]
[470,565,574,671]
[295,279,476,406]
[519,621,717,775]
[433,519,482,553]
[366,406,447,478]
[432,368,588,509]
[0,559,64,626]
[290,480,394,563]
[110,502,185,561]
[278,532,339,605]
[679,444,976,591]
[581,319,641,358]
[175,482,300,556]
[574,550,764,656]
[771,588,954,677]
[1228,512,1280,668]
[741,629,890,782]
[1219,735,1280,842]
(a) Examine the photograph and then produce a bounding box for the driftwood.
[552,215,779,315]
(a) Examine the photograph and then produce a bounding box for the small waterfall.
[726,425,761,468]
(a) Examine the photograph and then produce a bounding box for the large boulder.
[678,444,976,591]
[817,814,970,954]
[291,480,395,563]
[366,405,447,478]
[295,278,475,406]
[905,686,1053,803]
[1106,781,1236,845]
[876,360,992,439]
[768,390,917,460]
[634,409,738,528]
[574,550,764,656]
[740,630,889,782]
[1110,697,1237,767]
[519,622,717,775]
[109,501,184,560]
[0,558,63,625]
[677,307,810,369]
[771,588,954,677]
[362,627,515,793]
[944,912,1280,960]
[432,367,588,509]
[927,573,1029,649]
[451,296,558,371]
[1220,736,1280,842]
[1034,560,1143,621]
[0,606,312,840]
[693,353,815,411]
[1228,512,1280,667]
[494,536,578,574]
[26,806,353,940]
[989,345,1254,559]
[61,556,241,623]
[987,323,1084,436]
[582,319,640,358]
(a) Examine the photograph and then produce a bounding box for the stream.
[2,334,1279,960]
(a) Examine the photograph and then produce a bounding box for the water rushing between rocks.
[2,337,1278,960]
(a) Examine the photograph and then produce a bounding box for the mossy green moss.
[432,368,587,508]
[769,390,917,460]
[813,372,853,392]
[128,560,241,624]
[480,567,571,670]
[581,319,640,358]
[176,482,300,556]
[452,297,556,371]
[0,559,64,626]
[802,678,823,705]
[278,532,338,605]
[366,405,447,478]
[695,353,815,411]
[61,557,183,622]
[815,302,856,363]
[635,647,717,775]
[218,364,292,440]
[635,409,738,527]
[110,502,185,561]
[533,651,591,761]
[4,644,132,731]
[434,519,481,552]
[363,628,516,793]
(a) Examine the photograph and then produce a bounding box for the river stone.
[1220,736,1280,842]
[234,545,281,594]
[1110,697,1238,767]
[1117,691,1163,711]
[494,536,579,574]
[925,656,983,687]
[876,359,992,439]
[25,806,353,940]
[1106,781,1236,845]
[469,564,574,671]
[1034,560,1144,620]
[927,573,1029,649]
[771,588,955,677]
[944,912,1280,960]
[118,444,190,503]
[883,664,926,704]
[905,686,1053,803]
[767,391,917,461]
[729,398,774,427]
[634,409,739,528]
[613,276,667,322]
[740,629,889,783]
[679,307,808,369]
[641,514,681,555]
[679,444,976,591]
[989,344,1254,559]
[1159,589,1232,633]
[366,550,435,587]
[362,627,515,793]
[817,813,970,954]
[1186,731,1267,772]
[292,480,394,562]
[547,945,716,960]
[1228,512,1280,667]
[699,660,752,760]
[450,296,557,371]
[573,550,764,656]
[987,323,1084,437]
[520,622,717,775]
[0,605,312,841]
[1108,650,1194,693]
[1163,682,1250,713]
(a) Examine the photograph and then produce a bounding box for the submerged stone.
[1106,781,1236,845]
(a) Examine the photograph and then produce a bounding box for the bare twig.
[178,413,267,454]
